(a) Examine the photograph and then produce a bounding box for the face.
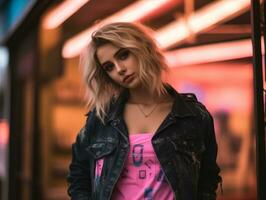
[96,43,141,89]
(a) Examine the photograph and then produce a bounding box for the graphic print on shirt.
[110,135,175,200]
[144,187,153,200]
[132,143,166,183]
[132,144,144,166]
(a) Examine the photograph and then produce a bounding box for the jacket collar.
[165,84,197,118]
[106,84,196,124]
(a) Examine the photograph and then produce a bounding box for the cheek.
[106,72,120,83]
[107,73,116,80]
[128,57,140,70]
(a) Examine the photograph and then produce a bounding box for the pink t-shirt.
[95,133,174,200]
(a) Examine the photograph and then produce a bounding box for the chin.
[127,81,141,89]
[119,77,141,89]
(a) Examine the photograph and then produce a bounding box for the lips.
[123,74,135,83]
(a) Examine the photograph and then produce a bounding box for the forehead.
[96,43,120,64]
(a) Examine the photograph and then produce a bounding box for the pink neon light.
[42,0,90,29]
[62,0,250,58]
[62,0,180,58]
[165,37,264,67]
[168,62,253,112]
[155,0,251,48]
[0,120,9,145]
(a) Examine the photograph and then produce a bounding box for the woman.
[67,22,222,200]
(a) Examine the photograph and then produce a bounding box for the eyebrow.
[101,48,126,66]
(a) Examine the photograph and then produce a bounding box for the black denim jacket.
[67,85,222,200]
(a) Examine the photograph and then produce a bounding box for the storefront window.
[37,1,258,199]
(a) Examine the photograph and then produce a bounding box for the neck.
[127,85,166,105]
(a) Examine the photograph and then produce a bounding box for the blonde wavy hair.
[81,22,169,123]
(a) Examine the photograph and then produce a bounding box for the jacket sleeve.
[67,111,95,200]
[67,127,92,200]
[197,110,222,200]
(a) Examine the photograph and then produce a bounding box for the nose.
[115,62,126,75]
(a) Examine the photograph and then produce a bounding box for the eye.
[118,49,130,60]
[102,62,114,72]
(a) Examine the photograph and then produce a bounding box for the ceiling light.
[42,0,90,29]
[155,0,251,48]
[62,0,180,58]
[165,37,264,67]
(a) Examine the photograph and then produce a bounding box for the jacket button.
[113,122,117,126]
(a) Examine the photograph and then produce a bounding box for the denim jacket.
[67,85,222,200]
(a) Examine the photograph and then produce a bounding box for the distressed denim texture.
[67,85,222,200]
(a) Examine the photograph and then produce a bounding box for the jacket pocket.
[169,136,206,198]
[86,138,118,159]
[172,140,204,180]
[86,138,118,193]
[171,137,205,170]
[170,134,206,160]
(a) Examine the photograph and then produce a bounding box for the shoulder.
[179,93,198,103]
[179,92,213,121]
[178,93,215,143]
[75,109,98,145]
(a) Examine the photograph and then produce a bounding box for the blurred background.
[0,0,265,200]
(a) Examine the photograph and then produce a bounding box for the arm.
[197,111,222,200]
[67,127,92,200]
[67,111,96,200]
